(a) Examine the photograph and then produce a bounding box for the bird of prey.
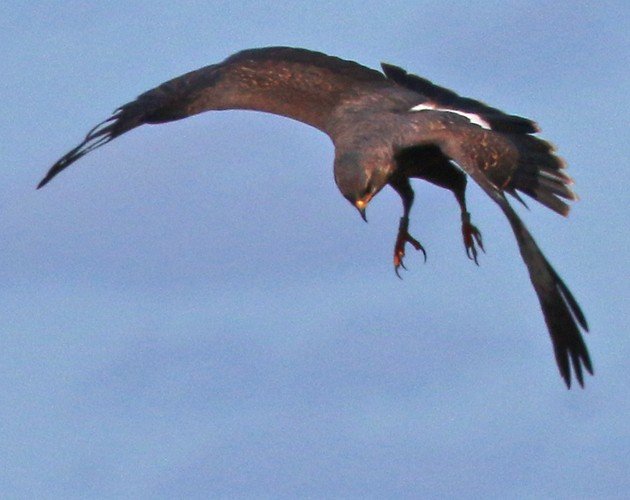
[38,46,592,388]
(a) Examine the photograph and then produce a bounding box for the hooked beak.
[354,196,371,222]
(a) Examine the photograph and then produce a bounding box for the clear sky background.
[2,1,629,498]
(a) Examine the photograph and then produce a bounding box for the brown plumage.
[38,46,592,388]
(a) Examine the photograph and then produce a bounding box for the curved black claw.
[394,226,426,278]
[462,213,484,265]
[415,239,428,263]
[395,263,405,280]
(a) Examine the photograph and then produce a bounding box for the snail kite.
[38,47,592,388]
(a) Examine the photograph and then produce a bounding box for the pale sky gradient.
[2,1,629,497]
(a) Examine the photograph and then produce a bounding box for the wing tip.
[36,108,137,190]
[558,346,593,390]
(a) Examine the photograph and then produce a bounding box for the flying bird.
[38,46,592,387]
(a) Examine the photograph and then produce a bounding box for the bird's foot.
[462,212,484,265]
[394,216,426,278]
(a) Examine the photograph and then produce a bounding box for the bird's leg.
[390,177,426,277]
[454,189,484,265]
[397,150,483,265]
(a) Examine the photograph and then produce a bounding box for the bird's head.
[334,151,392,221]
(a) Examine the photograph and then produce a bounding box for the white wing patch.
[411,102,492,130]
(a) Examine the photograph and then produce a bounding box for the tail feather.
[506,134,577,216]
[506,188,530,209]
[537,175,577,200]
[519,186,571,216]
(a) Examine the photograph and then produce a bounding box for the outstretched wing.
[39,47,389,188]
[37,63,222,189]
[396,113,592,387]
[37,99,163,189]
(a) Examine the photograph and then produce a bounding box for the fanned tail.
[506,135,577,216]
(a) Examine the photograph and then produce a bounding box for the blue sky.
[2,1,629,497]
